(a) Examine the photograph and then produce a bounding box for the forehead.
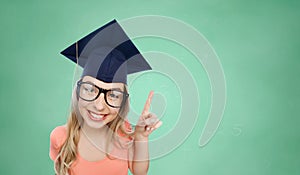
[82,76,124,90]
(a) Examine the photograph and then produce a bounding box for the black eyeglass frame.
[76,80,129,108]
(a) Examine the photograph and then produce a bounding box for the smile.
[88,111,107,121]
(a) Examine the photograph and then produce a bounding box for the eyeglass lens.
[78,82,125,107]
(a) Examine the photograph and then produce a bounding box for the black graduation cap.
[60,19,151,84]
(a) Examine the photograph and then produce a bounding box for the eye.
[108,90,122,99]
[82,84,95,93]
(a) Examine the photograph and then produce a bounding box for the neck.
[81,123,109,136]
[81,123,112,151]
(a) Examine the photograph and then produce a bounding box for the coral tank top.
[49,125,130,175]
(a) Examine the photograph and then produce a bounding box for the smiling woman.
[49,19,162,175]
[76,76,127,129]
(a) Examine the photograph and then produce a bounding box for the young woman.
[49,19,162,175]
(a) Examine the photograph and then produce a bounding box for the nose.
[93,93,106,110]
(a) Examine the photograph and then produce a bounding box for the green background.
[1,0,299,174]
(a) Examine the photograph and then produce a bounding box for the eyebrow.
[84,81,123,91]
[110,88,123,91]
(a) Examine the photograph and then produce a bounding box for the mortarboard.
[60,19,152,84]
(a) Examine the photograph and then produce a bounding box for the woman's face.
[77,76,125,129]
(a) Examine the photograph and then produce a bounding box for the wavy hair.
[54,85,131,175]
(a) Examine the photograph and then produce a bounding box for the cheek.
[110,108,119,116]
[78,99,89,107]
[107,108,120,120]
[77,99,90,114]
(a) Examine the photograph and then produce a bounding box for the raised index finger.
[142,91,154,115]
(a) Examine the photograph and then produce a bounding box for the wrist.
[134,133,149,142]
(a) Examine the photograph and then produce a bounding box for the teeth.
[90,112,103,119]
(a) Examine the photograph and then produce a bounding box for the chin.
[85,120,107,129]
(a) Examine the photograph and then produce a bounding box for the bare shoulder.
[50,125,67,148]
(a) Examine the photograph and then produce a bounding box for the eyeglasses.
[76,80,129,108]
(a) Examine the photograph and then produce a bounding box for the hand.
[134,91,163,141]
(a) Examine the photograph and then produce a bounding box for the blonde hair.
[54,85,131,175]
